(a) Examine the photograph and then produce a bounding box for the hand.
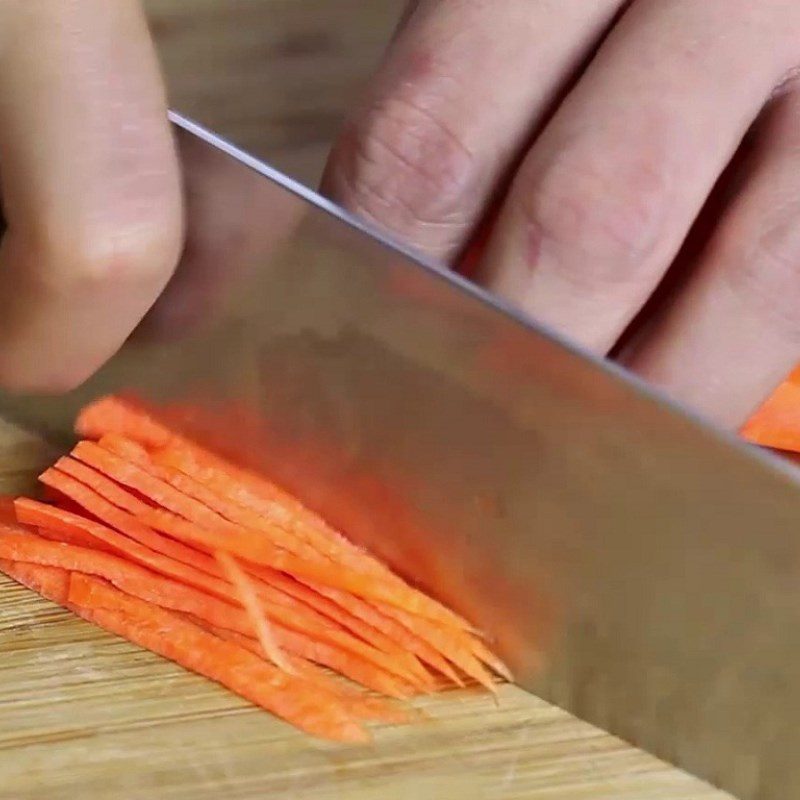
[323,0,800,428]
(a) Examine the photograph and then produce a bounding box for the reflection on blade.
[0,112,798,799]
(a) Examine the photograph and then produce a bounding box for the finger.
[478,0,800,353]
[0,1,183,392]
[622,86,800,428]
[322,0,624,263]
[140,126,305,340]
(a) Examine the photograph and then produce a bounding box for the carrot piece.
[215,550,293,674]
[373,600,497,693]
[39,467,218,577]
[67,573,369,743]
[0,528,412,697]
[471,638,513,683]
[154,445,390,574]
[139,504,465,629]
[96,435,329,565]
[16,498,421,689]
[76,396,174,449]
[0,557,70,604]
[55,456,153,515]
[306,581,463,686]
[77,399,474,631]
[186,616,417,725]
[741,376,800,453]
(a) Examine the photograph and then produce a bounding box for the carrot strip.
[215,550,293,674]
[0,558,70,604]
[139,504,465,629]
[180,614,417,725]
[0,529,413,697]
[373,600,497,693]
[67,573,369,742]
[306,581,463,686]
[77,399,474,632]
[40,467,219,577]
[154,445,392,574]
[741,376,800,453]
[15,499,421,689]
[55,456,153,515]
[97,434,333,565]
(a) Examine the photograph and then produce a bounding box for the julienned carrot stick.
[306,581,463,685]
[0,529,416,698]
[40,468,428,683]
[138,504,466,630]
[12,502,425,690]
[67,573,370,743]
[215,550,293,674]
[741,376,800,453]
[183,614,418,725]
[373,600,497,692]
[76,397,474,633]
[0,557,70,604]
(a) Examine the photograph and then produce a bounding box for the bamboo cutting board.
[0,3,734,798]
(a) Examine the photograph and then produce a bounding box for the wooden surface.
[0,3,732,799]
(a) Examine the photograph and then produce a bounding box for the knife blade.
[0,111,799,800]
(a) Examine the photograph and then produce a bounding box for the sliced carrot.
[139,504,467,630]
[215,549,293,674]
[97,435,329,565]
[40,467,219,577]
[76,396,174,449]
[373,600,497,693]
[0,557,70,604]
[55,456,153,515]
[77,400,475,632]
[154,445,389,573]
[307,581,463,686]
[741,376,800,453]
[15,499,423,690]
[186,616,417,725]
[67,573,369,743]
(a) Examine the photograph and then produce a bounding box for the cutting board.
[0,418,730,800]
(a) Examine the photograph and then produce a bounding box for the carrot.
[67,573,370,743]
[373,600,497,692]
[77,399,475,632]
[138,503,467,630]
[215,549,293,674]
[178,612,417,725]
[76,395,174,449]
[97,435,333,565]
[0,557,70,605]
[14,499,424,691]
[741,375,800,453]
[306,581,463,685]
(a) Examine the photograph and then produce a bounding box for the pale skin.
[1,1,799,430]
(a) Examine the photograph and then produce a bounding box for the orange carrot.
[741,375,800,453]
[0,557,70,605]
[184,616,418,725]
[67,573,370,743]
[14,499,423,690]
[373,600,497,692]
[215,549,293,674]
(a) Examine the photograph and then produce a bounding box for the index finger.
[0,0,183,392]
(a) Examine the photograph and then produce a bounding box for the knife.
[1,111,799,800]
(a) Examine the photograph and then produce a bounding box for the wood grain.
[0,3,733,798]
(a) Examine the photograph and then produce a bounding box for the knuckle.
[518,149,672,287]
[29,212,183,297]
[330,94,479,242]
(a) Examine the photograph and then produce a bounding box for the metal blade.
[2,112,799,799]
